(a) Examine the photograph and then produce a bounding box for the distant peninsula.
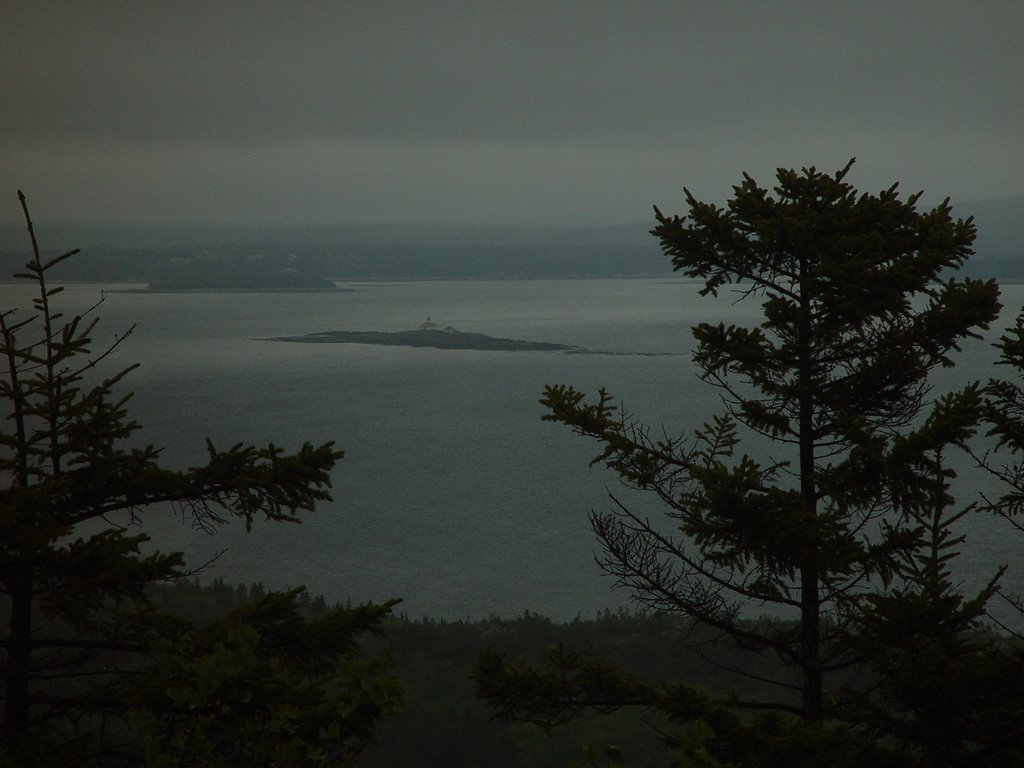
[264,327,575,352]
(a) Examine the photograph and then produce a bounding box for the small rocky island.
[264,327,576,352]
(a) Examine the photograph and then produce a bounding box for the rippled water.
[5,278,1023,620]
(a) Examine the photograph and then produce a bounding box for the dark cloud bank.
[2,2,1022,227]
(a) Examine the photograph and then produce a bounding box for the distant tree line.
[0,244,670,286]
[7,242,1024,286]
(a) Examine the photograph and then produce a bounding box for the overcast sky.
[3,2,1022,226]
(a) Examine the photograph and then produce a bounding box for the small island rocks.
[264,328,576,352]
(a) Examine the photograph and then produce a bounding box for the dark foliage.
[0,192,399,765]
[474,161,1014,765]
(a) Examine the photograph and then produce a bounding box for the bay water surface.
[6,278,1023,621]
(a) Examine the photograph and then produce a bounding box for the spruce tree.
[0,192,399,765]
[476,161,1002,762]
[980,311,1024,540]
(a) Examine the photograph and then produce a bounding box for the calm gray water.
[5,278,1023,621]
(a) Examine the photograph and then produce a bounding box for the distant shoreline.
[108,286,357,294]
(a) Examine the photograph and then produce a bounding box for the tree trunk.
[798,367,822,719]
[798,261,823,721]
[4,568,33,739]
[800,564,823,720]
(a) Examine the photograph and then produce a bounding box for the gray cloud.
[2,1,1022,225]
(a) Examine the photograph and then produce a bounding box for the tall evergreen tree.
[980,312,1024,545]
[476,162,1001,762]
[843,385,1024,766]
[0,192,399,765]
[850,307,1024,764]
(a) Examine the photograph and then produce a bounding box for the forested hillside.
[150,579,781,768]
[0,197,1018,284]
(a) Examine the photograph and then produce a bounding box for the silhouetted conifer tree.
[0,192,400,765]
[475,161,1004,765]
